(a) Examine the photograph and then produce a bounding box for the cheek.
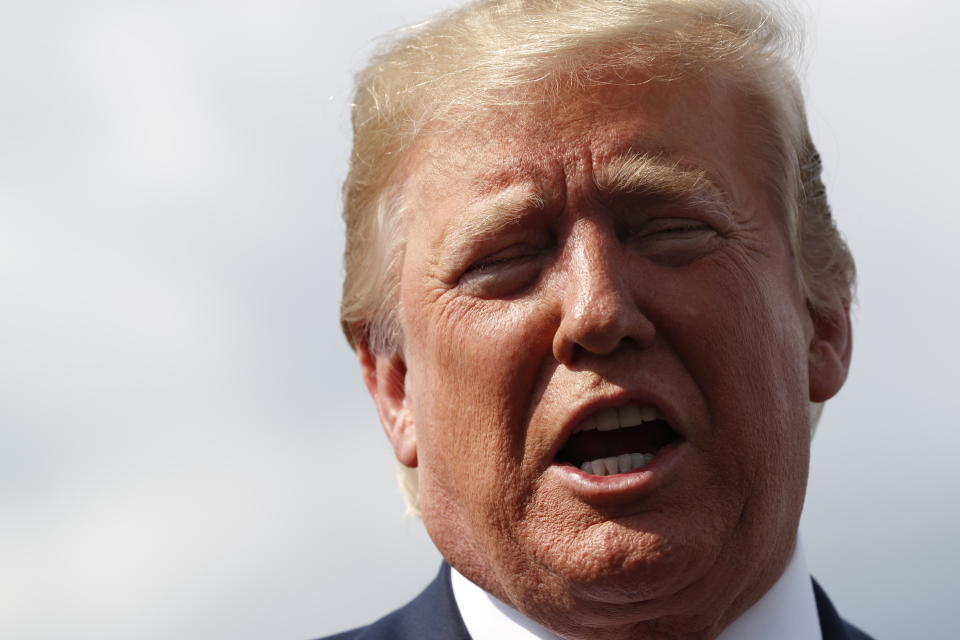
[412,292,556,410]
[403,293,556,494]
[656,250,811,445]
[650,256,811,543]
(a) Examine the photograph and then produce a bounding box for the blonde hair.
[338,0,855,513]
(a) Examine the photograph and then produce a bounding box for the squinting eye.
[467,254,525,274]
[624,217,715,241]
[626,218,719,267]
[459,246,547,297]
[645,220,711,236]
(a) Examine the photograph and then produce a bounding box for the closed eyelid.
[643,219,713,232]
[457,245,548,297]
[468,242,549,269]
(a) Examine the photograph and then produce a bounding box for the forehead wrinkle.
[595,152,733,215]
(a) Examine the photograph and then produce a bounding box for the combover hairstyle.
[339,0,855,512]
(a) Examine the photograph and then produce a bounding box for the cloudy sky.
[1,1,958,638]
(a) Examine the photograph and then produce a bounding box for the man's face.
[365,76,848,638]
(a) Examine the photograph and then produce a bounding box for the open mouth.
[555,404,682,476]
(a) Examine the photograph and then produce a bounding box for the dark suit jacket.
[320,564,875,640]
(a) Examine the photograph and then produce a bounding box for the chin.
[561,529,707,598]
[484,517,709,623]
[501,549,723,640]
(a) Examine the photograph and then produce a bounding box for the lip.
[548,439,689,505]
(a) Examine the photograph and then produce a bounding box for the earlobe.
[807,301,853,403]
[359,345,418,467]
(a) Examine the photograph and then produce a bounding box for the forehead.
[404,74,763,216]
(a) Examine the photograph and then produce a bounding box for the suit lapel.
[357,563,472,640]
[812,579,875,640]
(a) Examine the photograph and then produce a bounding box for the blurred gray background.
[1,1,957,638]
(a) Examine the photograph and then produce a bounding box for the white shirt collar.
[450,540,822,640]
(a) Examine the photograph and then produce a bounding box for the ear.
[359,344,418,467]
[807,300,853,403]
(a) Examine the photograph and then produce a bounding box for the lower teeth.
[580,452,654,476]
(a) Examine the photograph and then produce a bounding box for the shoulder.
[313,564,471,640]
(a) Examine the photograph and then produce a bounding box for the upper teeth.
[575,404,662,433]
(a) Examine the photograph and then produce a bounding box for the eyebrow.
[439,184,545,257]
[594,152,732,213]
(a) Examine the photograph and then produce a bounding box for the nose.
[552,227,655,365]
